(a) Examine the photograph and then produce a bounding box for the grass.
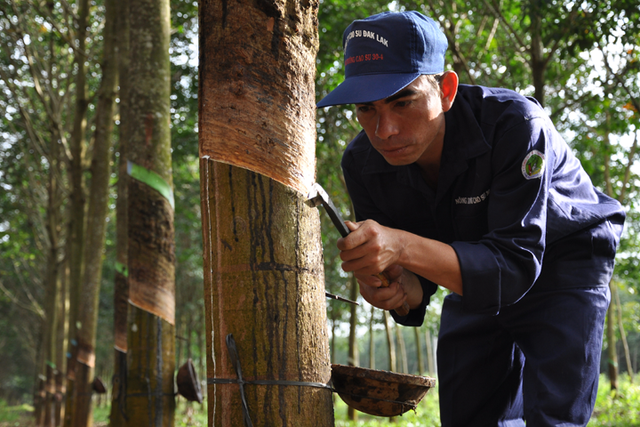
[1,375,638,426]
[0,400,34,427]
[333,385,441,427]
[589,374,640,427]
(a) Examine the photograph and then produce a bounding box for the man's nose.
[375,112,399,139]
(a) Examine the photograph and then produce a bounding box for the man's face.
[354,75,451,169]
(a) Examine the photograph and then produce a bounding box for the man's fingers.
[344,220,361,232]
[357,279,407,311]
[384,264,404,282]
[337,221,366,251]
[355,272,385,288]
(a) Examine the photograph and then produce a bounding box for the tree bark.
[529,0,546,106]
[37,122,64,427]
[347,275,358,421]
[64,0,90,423]
[124,0,175,424]
[369,306,375,370]
[395,324,408,373]
[71,0,119,424]
[110,0,130,424]
[425,328,436,377]
[606,307,618,390]
[614,282,634,382]
[200,164,333,426]
[199,1,332,425]
[414,327,423,376]
[384,311,396,373]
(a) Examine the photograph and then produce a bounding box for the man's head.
[353,72,458,170]
[317,11,448,108]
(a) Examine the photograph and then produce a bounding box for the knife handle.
[375,272,411,316]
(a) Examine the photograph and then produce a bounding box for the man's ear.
[440,71,459,112]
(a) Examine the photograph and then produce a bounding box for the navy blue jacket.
[341,84,625,322]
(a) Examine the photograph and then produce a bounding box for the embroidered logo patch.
[522,150,545,180]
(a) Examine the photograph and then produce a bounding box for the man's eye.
[357,105,373,113]
[395,100,410,107]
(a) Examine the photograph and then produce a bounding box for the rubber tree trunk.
[71,0,119,424]
[606,306,618,390]
[384,312,396,373]
[614,283,634,382]
[124,0,176,424]
[414,327,424,376]
[36,121,64,427]
[395,324,408,373]
[529,0,546,106]
[199,0,333,425]
[369,306,376,370]
[55,274,67,427]
[109,0,130,424]
[347,274,358,421]
[64,0,90,423]
[425,328,436,376]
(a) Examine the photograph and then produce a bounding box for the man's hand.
[337,220,423,310]
[357,264,412,311]
[337,220,400,276]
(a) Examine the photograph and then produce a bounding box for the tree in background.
[124,0,176,424]
[0,0,201,418]
[64,0,90,419]
[109,0,130,424]
[0,1,98,424]
[69,0,119,424]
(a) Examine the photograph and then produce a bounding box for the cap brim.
[316,73,421,108]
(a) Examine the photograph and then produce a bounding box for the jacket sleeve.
[451,114,561,315]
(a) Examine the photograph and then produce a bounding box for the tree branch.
[597,41,640,114]
[0,278,45,319]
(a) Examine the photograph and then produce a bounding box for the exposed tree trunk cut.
[200,161,333,426]
[198,0,318,196]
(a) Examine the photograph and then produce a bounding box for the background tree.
[69,0,118,424]
[124,0,176,424]
[109,0,130,424]
[0,1,99,424]
[64,0,90,419]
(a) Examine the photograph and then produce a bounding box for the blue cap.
[317,11,448,108]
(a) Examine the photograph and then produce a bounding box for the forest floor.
[1,375,638,426]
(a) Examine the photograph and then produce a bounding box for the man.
[317,11,625,427]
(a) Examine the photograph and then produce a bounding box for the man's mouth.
[380,145,408,155]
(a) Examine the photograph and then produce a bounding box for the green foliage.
[590,375,640,426]
[0,399,33,424]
